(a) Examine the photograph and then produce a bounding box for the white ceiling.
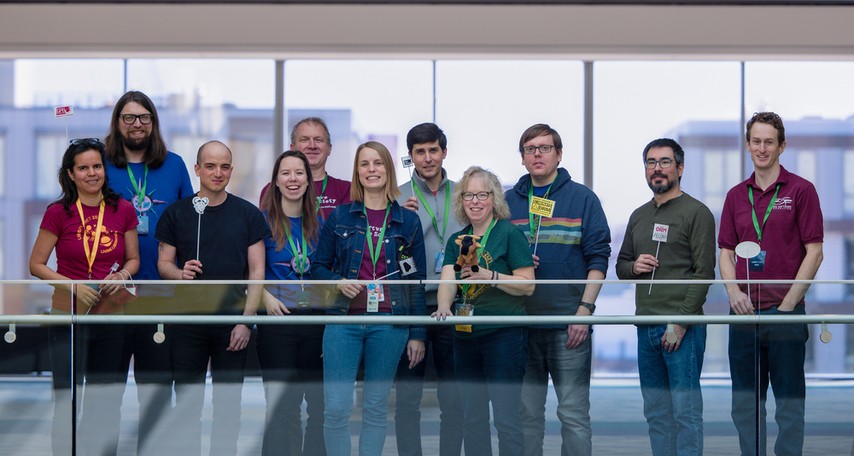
[1,3,853,60]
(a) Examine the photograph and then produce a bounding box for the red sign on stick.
[54,106,75,118]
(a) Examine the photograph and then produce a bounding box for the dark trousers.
[256,323,326,456]
[169,324,248,456]
[121,308,174,456]
[49,323,127,456]
[729,305,809,456]
[394,322,463,456]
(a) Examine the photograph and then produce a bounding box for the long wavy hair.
[54,139,121,214]
[261,150,319,251]
[104,91,168,168]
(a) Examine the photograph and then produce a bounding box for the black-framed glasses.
[521,145,556,155]
[462,191,492,201]
[645,158,675,170]
[69,138,104,147]
[120,113,154,125]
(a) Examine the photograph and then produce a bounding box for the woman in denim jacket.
[311,141,427,456]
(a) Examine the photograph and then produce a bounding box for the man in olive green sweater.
[615,138,716,456]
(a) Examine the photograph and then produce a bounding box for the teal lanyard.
[412,181,450,246]
[285,218,309,277]
[126,164,149,213]
[460,218,497,298]
[527,182,553,239]
[364,204,391,279]
[748,183,781,243]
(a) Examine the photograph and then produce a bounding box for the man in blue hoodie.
[505,123,611,456]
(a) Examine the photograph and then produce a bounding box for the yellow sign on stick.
[529,196,555,218]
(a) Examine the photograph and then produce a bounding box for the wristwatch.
[580,301,596,314]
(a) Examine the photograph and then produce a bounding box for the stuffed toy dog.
[454,234,482,272]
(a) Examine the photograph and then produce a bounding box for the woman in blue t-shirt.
[256,150,326,456]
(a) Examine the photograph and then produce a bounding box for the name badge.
[749,250,766,272]
[137,214,150,235]
[455,302,473,333]
[366,283,384,312]
[296,289,311,309]
[434,251,444,274]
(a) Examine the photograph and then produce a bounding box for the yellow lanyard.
[75,199,105,279]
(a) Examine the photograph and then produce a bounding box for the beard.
[647,173,675,194]
[123,133,151,152]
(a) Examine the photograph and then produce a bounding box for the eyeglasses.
[462,191,492,201]
[521,145,556,155]
[69,138,104,147]
[645,158,675,169]
[120,113,153,125]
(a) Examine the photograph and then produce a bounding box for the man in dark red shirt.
[718,112,824,456]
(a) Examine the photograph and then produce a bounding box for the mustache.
[650,173,667,179]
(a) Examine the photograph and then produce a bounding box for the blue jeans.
[521,328,592,456]
[454,327,527,456]
[729,305,808,456]
[637,324,706,456]
[323,321,408,456]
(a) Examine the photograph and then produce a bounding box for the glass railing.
[1,278,853,455]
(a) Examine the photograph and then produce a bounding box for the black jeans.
[169,324,248,456]
[256,322,326,456]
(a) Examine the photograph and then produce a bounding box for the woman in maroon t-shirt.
[29,138,139,456]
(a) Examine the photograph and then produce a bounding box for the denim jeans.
[637,324,706,456]
[729,305,808,456]
[394,320,463,456]
[521,328,592,456]
[169,324,248,456]
[454,327,527,456]
[323,321,409,456]
[257,322,326,456]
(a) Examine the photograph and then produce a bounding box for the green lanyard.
[316,175,328,210]
[412,181,450,246]
[748,183,781,243]
[461,218,497,299]
[527,182,553,238]
[364,204,391,279]
[285,218,309,277]
[126,164,149,213]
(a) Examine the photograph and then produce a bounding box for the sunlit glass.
[120,113,153,125]
[69,138,104,147]
[521,145,555,155]
[462,191,492,201]
[645,158,675,169]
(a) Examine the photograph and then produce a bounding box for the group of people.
[28,88,822,456]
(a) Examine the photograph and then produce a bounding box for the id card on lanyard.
[365,205,390,312]
[413,181,450,273]
[748,183,780,273]
[127,164,150,235]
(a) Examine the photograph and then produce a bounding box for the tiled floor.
[1,376,853,455]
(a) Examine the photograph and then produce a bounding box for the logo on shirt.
[773,197,793,211]
[76,216,119,254]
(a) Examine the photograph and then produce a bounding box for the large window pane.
[436,61,583,186]
[127,59,276,201]
[285,60,433,184]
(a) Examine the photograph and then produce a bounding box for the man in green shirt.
[615,138,716,456]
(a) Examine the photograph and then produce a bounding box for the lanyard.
[316,175,328,210]
[527,182,553,238]
[126,164,149,213]
[461,218,497,299]
[285,218,309,277]
[412,180,450,246]
[75,199,106,279]
[364,204,391,279]
[748,183,781,243]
